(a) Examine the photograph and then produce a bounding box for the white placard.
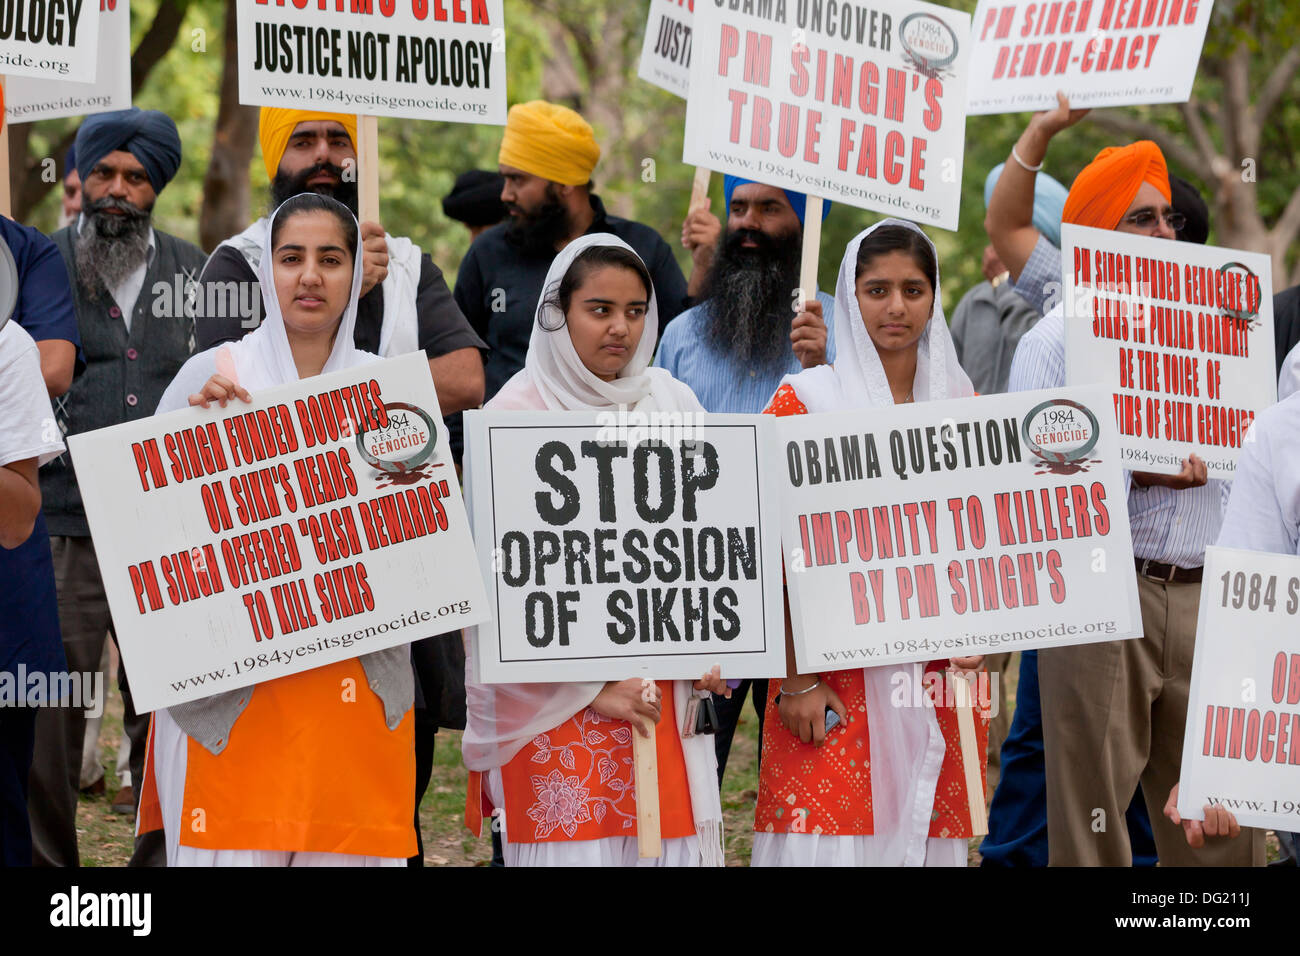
[637,0,693,99]
[7,0,128,123]
[778,386,1142,673]
[464,410,786,683]
[1061,224,1275,478]
[967,0,1213,114]
[1178,546,1300,833]
[682,0,970,231]
[68,352,489,713]
[235,0,506,124]
[0,0,100,83]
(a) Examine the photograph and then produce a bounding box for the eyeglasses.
[1122,208,1187,231]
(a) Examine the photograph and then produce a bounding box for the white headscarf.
[492,232,703,414]
[223,194,370,389]
[780,217,973,412]
[776,218,974,866]
[464,234,721,864]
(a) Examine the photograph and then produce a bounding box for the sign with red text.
[777,386,1142,673]
[967,0,1212,114]
[1062,224,1275,477]
[638,0,694,98]
[236,0,505,123]
[1178,546,1300,833]
[67,352,488,713]
[682,0,970,230]
[7,0,127,123]
[0,0,99,83]
[464,410,786,683]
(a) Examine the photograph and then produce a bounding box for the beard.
[270,162,359,215]
[700,225,803,368]
[74,195,154,297]
[503,185,572,257]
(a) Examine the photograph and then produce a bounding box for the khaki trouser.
[1039,573,1264,866]
[984,652,1014,793]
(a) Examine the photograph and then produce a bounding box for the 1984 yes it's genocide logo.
[1021,398,1101,476]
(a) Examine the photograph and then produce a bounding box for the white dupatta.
[780,219,974,866]
[462,233,723,865]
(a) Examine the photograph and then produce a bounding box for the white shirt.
[0,322,65,468]
[1217,394,1300,555]
[76,214,156,331]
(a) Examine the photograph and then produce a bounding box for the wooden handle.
[797,195,823,311]
[631,700,662,859]
[953,671,989,837]
[688,166,711,212]
[356,113,379,224]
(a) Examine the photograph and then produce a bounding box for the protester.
[0,244,70,867]
[454,101,693,408]
[461,233,727,866]
[752,220,988,867]
[195,108,486,418]
[59,147,81,230]
[442,170,507,242]
[29,108,203,867]
[1005,138,1262,866]
[654,176,834,781]
[950,164,1066,395]
[138,193,415,866]
[0,216,78,400]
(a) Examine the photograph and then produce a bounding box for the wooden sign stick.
[688,166,711,212]
[0,77,10,219]
[356,113,379,224]
[631,678,662,858]
[952,669,989,837]
[797,195,823,310]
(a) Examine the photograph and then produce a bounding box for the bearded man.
[34,107,206,867]
[653,176,833,782]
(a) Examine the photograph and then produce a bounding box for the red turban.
[1062,141,1171,230]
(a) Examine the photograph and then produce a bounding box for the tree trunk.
[197,0,259,251]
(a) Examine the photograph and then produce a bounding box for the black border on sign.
[486,422,769,664]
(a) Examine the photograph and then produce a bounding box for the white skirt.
[151,708,406,868]
[487,767,701,867]
[751,833,967,867]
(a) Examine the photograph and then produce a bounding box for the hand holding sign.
[592,677,662,738]
[1163,783,1242,848]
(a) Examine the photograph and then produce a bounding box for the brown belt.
[1135,557,1203,584]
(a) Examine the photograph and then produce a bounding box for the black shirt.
[1275,284,1300,376]
[453,194,690,401]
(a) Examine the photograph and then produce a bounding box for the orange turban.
[258,108,358,181]
[498,100,600,186]
[1062,141,1171,230]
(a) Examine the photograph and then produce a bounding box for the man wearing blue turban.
[655,176,837,784]
[30,107,206,867]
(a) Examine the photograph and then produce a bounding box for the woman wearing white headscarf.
[753,218,989,867]
[462,233,727,866]
[137,194,416,866]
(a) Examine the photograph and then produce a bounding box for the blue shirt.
[1012,233,1062,319]
[0,215,81,362]
[653,291,836,413]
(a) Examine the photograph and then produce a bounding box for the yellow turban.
[258,108,358,181]
[498,100,600,186]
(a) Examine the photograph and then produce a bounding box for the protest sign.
[7,0,127,123]
[967,0,1212,114]
[464,410,786,684]
[67,352,488,714]
[0,0,99,83]
[638,0,694,99]
[777,385,1142,674]
[235,0,506,123]
[1178,546,1300,833]
[682,0,970,231]
[1061,224,1275,478]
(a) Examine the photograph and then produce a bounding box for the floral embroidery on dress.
[527,769,593,838]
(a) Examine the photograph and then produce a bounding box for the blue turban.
[76,108,182,194]
[723,175,832,227]
[984,163,1068,248]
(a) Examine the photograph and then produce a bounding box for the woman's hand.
[591,678,662,738]
[188,374,252,409]
[1163,783,1242,848]
[777,675,847,746]
[948,655,985,677]
[693,664,731,698]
